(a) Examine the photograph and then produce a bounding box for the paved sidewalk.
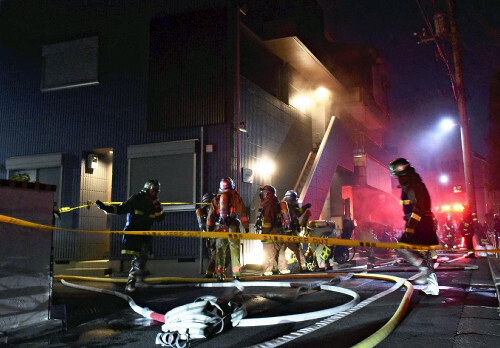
[488,256,500,304]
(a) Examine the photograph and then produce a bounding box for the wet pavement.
[5,252,500,347]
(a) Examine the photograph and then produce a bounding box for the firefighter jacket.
[112,191,165,231]
[206,190,249,232]
[459,219,471,237]
[443,221,456,236]
[260,194,282,235]
[401,190,413,223]
[399,170,439,245]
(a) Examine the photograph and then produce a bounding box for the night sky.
[320,0,500,163]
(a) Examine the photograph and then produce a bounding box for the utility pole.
[446,0,476,215]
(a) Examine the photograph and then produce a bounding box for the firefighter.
[493,214,500,249]
[260,185,289,276]
[442,214,457,248]
[206,177,249,281]
[96,179,165,293]
[282,190,311,272]
[459,205,475,257]
[196,192,229,278]
[389,158,440,296]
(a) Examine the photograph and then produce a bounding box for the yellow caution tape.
[57,201,208,213]
[58,202,96,213]
[1,214,498,254]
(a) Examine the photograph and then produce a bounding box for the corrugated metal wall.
[77,156,108,259]
[239,77,313,221]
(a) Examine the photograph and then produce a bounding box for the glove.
[303,203,312,210]
[96,200,113,214]
[155,212,166,222]
[245,227,249,233]
[96,200,107,210]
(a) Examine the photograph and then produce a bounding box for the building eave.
[262,36,348,95]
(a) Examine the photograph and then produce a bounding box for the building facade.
[0,0,397,262]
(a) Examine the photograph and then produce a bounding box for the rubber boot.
[125,269,137,293]
[216,271,225,282]
[125,256,143,293]
[420,272,439,296]
[396,249,428,284]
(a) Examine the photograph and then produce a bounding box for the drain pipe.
[199,126,205,275]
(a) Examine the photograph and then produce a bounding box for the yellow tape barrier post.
[1,214,498,254]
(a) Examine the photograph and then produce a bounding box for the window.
[6,153,63,208]
[41,36,99,91]
[127,140,197,211]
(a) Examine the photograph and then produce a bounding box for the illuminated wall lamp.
[87,154,98,170]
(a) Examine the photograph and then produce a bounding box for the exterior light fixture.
[314,86,329,100]
[87,154,98,170]
[255,158,275,176]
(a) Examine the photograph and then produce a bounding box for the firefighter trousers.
[215,223,241,277]
[262,241,287,274]
[285,242,306,269]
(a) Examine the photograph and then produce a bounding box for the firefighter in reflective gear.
[260,185,289,276]
[196,192,230,278]
[459,205,476,257]
[283,190,311,272]
[96,179,165,293]
[493,214,500,249]
[442,214,457,248]
[206,177,249,281]
[389,158,439,296]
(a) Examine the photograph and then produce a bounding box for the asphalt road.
[9,253,500,347]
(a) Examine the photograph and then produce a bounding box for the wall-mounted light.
[239,121,247,133]
[87,154,98,170]
[255,157,275,176]
[314,86,329,100]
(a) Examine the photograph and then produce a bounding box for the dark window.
[41,36,99,91]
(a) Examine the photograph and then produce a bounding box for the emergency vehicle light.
[441,205,451,212]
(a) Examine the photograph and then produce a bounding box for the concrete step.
[64,267,112,277]
[74,259,112,268]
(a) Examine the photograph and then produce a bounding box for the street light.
[439,118,458,132]
[439,174,449,184]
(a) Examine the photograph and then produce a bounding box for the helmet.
[142,179,160,195]
[219,177,235,193]
[202,192,216,204]
[389,158,411,176]
[284,190,298,202]
[259,185,277,200]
